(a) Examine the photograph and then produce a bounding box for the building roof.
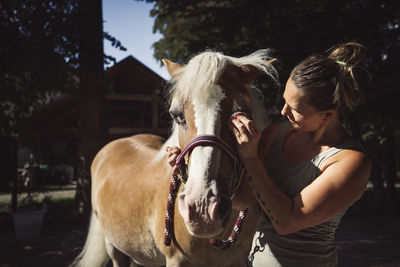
[21,55,170,144]
[105,56,166,95]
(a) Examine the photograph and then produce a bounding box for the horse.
[72,49,278,267]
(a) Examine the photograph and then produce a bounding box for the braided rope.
[164,174,181,246]
[209,209,248,249]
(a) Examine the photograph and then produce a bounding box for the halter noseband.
[164,134,248,249]
[175,135,243,194]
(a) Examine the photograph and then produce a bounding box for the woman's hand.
[231,114,261,162]
[165,146,181,176]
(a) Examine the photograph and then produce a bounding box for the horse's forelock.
[170,52,227,106]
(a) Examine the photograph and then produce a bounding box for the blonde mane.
[169,49,278,105]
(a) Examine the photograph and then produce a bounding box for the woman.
[167,42,371,266]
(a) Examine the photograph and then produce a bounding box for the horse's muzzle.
[178,191,232,238]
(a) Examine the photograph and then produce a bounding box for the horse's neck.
[249,87,270,131]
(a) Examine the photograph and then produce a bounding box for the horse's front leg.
[165,254,191,267]
[105,237,131,267]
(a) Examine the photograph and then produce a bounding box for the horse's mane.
[156,50,279,161]
[168,49,278,105]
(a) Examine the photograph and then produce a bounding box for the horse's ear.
[240,58,277,83]
[162,59,184,78]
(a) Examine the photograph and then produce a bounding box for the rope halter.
[164,134,248,249]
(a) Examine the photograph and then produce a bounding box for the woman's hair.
[290,42,370,112]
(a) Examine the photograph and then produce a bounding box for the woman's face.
[281,77,328,131]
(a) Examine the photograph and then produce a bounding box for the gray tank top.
[248,122,365,267]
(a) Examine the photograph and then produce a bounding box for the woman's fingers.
[231,115,259,143]
[231,125,242,142]
[237,115,259,135]
[232,117,249,135]
[172,165,180,176]
[167,155,177,166]
[166,146,181,155]
[165,146,181,175]
[231,115,261,161]
[166,146,181,167]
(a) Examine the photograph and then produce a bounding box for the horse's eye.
[175,116,186,126]
[170,111,186,126]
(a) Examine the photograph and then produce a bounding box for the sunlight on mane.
[169,49,278,105]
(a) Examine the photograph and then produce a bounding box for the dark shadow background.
[0,0,399,266]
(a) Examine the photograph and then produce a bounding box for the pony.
[72,49,278,267]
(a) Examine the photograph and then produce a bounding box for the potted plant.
[12,162,48,239]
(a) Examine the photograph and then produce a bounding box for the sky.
[102,0,169,79]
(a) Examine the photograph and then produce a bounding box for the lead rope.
[164,174,181,246]
[209,209,248,249]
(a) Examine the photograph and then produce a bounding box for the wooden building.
[104,56,170,137]
[23,55,170,142]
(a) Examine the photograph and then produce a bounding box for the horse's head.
[163,50,277,238]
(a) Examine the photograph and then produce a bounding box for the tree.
[0,0,124,215]
[0,0,125,138]
[76,0,106,218]
[0,0,80,137]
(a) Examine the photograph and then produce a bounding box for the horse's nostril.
[218,196,232,226]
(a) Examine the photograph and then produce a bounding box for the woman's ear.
[324,109,336,121]
[162,59,183,78]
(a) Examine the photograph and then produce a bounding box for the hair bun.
[327,42,367,67]
[327,42,370,111]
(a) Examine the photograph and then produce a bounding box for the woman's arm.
[230,122,281,210]
[232,115,371,235]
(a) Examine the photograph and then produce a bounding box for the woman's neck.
[295,117,348,148]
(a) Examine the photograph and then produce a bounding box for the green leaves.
[0,0,80,134]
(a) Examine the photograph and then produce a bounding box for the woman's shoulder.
[320,140,371,176]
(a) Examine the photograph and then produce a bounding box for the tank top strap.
[312,140,366,168]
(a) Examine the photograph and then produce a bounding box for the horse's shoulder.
[129,134,165,150]
[95,134,164,160]
[91,134,166,177]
